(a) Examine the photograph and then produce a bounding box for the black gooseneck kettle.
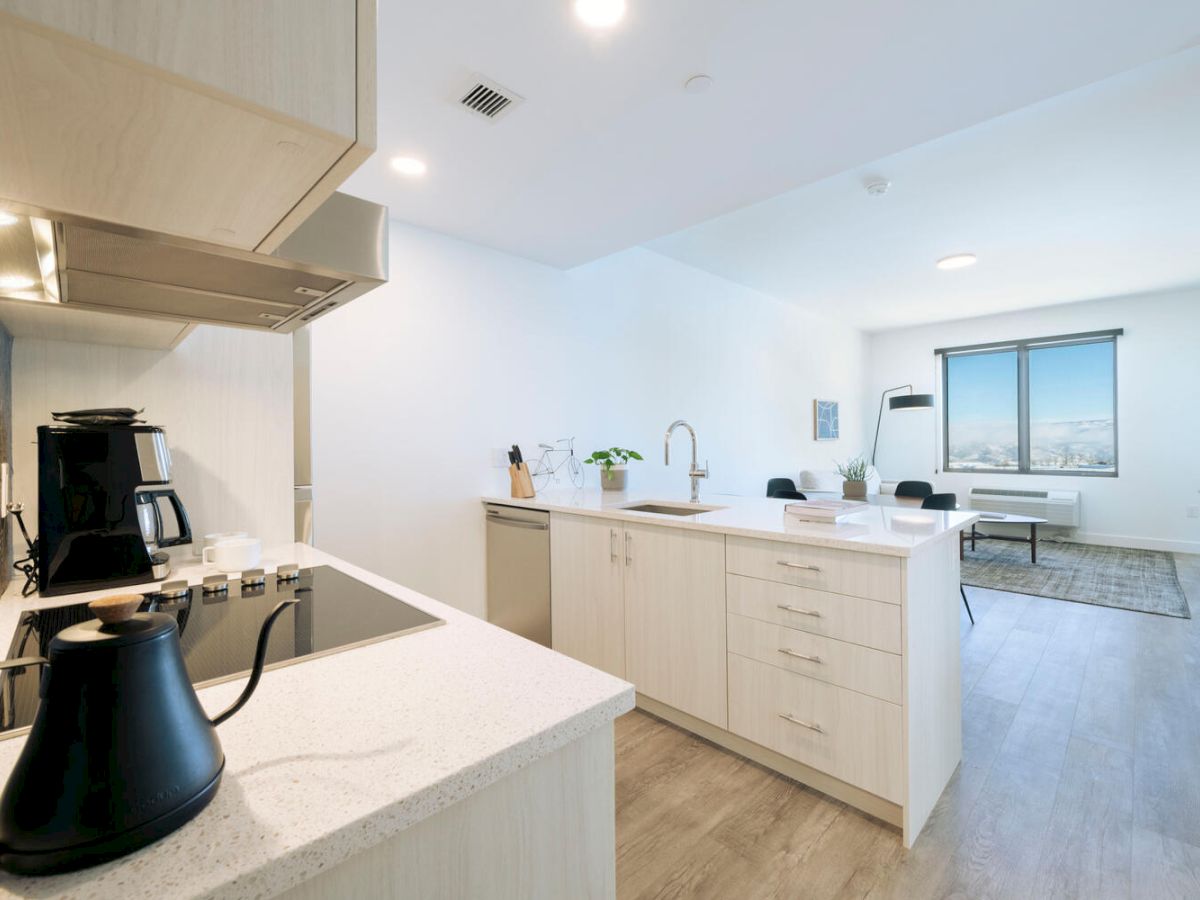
[0,592,298,876]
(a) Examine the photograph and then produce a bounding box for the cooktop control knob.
[157,580,189,600]
[240,568,266,588]
[277,564,300,582]
[201,574,230,594]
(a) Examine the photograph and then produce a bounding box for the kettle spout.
[210,598,300,727]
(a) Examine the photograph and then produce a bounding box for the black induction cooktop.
[0,565,442,736]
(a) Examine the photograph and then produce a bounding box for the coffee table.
[960,512,1048,563]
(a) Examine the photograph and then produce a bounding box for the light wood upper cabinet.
[623,522,728,729]
[0,1,374,252]
[550,514,626,679]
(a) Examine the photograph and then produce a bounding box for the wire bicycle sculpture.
[526,437,585,490]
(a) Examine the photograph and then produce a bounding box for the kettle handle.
[210,598,300,727]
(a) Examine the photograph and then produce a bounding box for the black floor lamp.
[871,385,935,467]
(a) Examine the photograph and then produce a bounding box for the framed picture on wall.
[814,400,839,441]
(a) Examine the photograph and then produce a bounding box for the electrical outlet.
[0,463,9,518]
[490,448,511,469]
[1188,505,1200,520]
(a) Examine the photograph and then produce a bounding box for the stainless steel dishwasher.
[485,504,550,646]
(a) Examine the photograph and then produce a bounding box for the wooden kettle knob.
[89,594,144,625]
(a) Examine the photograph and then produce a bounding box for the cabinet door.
[623,523,727,728]
[550,514,625,679]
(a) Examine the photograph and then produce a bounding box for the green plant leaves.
[583,447,643,469]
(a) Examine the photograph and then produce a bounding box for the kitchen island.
[484,488,978,847]
[0,545,633,899]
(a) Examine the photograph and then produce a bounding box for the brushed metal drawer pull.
[778,648,823,664]
[776,604,822,618]
[777,560,822,573]
[779,713,824,734]
[610,528,618,563]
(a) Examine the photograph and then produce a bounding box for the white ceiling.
[345,0,1200,269]
[647,48,1200,330]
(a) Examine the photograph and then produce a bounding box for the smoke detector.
[865,179,891,197]
[458,76,524,122]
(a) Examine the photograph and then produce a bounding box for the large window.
[940,330,1119,476]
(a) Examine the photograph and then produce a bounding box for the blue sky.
[947,342,1114,423]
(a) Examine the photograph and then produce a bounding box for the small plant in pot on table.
[835,456,873,499]
[584,447,644,491]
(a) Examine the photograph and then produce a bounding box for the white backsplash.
[11,326,294,558]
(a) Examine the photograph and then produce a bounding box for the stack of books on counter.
[784,499,869,523]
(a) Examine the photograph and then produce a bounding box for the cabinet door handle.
[625,532,632,565]
[610,528,618,563]
[778,713,824,734]
[777,560,822,573]
[778,648,823,664]
[776,604,822,618]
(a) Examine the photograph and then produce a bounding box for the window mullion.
[1017,347,1030,472]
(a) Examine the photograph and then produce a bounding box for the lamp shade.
[889,393,934,411]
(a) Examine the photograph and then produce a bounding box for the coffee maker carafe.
[37,425,193,596]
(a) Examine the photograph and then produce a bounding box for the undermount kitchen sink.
[619,500,727,516]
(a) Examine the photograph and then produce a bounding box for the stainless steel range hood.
[0,192,387,333]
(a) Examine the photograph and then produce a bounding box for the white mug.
[202,531,248,554]
[202,537,262,572]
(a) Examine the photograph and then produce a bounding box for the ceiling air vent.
[458,76,523,121]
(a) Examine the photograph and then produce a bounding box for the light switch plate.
[0,462,9,518]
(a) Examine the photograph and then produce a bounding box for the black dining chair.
[766,477,797,498]
[895,480,934,499]
[772,489,807,500]
[916,492,975,624]
[920,492,958,511]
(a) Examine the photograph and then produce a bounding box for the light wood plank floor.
[615,553,1200,899]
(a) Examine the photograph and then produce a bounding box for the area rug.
[960,539,1191,618]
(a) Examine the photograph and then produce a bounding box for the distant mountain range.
[949,418,1115,470]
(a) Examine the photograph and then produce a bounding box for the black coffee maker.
[37,425,192,596]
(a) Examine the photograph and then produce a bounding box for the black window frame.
[938,329,1121,477]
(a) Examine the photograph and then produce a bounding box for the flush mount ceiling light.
[574,0,626,28]
[0,212,18,227]
[0,275,36,290]
[389,156,427,177]
[936,253,977,270]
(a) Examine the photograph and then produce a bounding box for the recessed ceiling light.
[0,275,36,290]
[389,156,427,177]
[684,74,713,94]
[936,253,977,270]
[574,0,626,29]
[0,212,18,227]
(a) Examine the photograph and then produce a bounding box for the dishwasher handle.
[487,510,549,531]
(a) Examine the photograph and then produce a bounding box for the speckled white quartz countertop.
[484,489,978,558]
[0,545,634,899]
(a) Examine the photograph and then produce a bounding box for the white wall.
[866,287,1200,552]
[310,222,867,616]
[11,327,294,561]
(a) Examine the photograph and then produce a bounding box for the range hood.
[0,192,387,333]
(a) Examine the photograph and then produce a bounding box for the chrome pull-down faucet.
[664,419,708,502]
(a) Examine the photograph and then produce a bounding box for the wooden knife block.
[509,463,535,498]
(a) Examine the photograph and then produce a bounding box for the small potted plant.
[584,447,644,491]
[835,456,872,499]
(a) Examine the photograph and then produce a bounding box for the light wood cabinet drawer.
[726,535,901,604]
[727,614,901,704]
[727,574,901,654]
[728,653,903,803]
